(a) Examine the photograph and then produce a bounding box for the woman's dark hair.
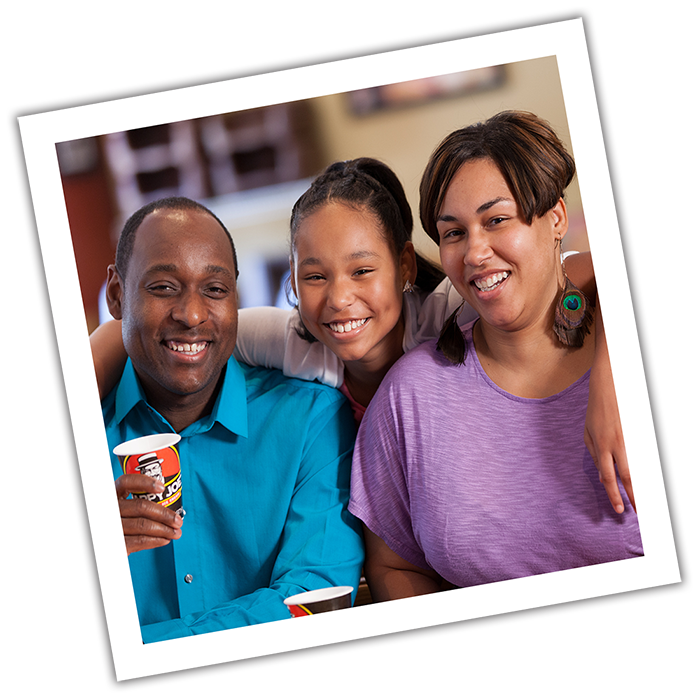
[290,157,444,342]
[419,110,576,245]
[418,111,576,364]
[115,196,238,279]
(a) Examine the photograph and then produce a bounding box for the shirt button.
[184,574,193,583]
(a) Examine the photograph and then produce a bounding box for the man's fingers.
[119,496,183,528]
[125,534,178,555]
[122,513,182,540]
[120,501,183,555]
[115,473,164,500]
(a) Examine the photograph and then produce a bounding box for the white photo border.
[18,18,679,681]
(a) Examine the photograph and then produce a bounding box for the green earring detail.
[553,276,593,347]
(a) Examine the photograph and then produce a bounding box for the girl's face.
[436,158,567,335]
[290,201,415,368]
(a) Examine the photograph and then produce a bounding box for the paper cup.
[284,586,354,617]
[113,433,184,517]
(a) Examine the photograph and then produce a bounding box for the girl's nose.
[327,279,354,311]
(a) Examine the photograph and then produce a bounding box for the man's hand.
[116,474,183,554]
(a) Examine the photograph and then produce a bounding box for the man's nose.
[171,290,208,327]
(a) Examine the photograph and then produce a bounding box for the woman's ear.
[400,241,418,286]
[105,265,124,320]
[552,198,569,242]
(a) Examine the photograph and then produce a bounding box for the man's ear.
[105,264,124,320]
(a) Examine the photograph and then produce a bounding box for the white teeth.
[474,271,509,292]
[168,341,207,354]
[328,318,368,333]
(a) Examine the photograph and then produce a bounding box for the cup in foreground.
[113,433,184,517]
[284,586,354,617]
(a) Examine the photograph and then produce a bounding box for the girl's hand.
[90,319,127,400]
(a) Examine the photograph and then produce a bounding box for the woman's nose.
[171,290,208,327]
[463,231,493,267]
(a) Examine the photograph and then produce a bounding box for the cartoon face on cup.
[284,586,354,617]
[113,433,185,518]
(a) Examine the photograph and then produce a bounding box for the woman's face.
[436,158,567,334]
[290,201,414,367]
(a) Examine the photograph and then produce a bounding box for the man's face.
[107,208,238,409]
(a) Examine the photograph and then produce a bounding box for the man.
[102,196,363,644]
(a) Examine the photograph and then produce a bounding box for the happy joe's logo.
[121,445,184,516]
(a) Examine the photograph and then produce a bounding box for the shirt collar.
[114,356,248,438]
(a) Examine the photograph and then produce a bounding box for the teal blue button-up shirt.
[103,357,364,644]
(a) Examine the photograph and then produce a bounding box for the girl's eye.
[354,268,373,276]
[303,274,325,282]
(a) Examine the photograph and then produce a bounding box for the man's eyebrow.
[204,264,236,278]
[144,263,235,278]
[145,263,178,273]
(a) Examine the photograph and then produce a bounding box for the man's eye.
[206,286,228,296]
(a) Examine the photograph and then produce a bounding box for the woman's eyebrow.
[438,196,514,221]
[476,196,513,214]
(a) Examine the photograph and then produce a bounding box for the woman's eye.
[354,268,373,277]
[488,216,508,227]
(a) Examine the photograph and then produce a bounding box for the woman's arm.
[90,319,127,401]
[362,526,445,602]
[564,252,635,513]
[584,301,635,513]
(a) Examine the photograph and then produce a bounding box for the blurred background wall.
[58,55,587,333]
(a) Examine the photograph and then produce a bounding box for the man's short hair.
[115,196,239,279]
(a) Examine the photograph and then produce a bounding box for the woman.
[348,111,642,602]
[91,156,629,510]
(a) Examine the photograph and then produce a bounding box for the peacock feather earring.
[553,251,594,347]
